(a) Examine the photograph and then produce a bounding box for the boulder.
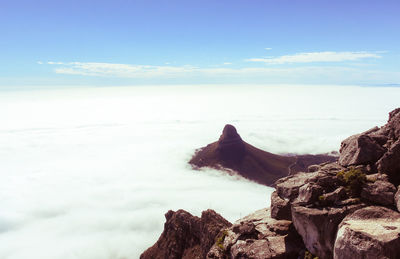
[141,209,231,259]
[384,107,400,141]
[334,206,400,259]
[322,187,347,205]
[295,183,323,205]
[270,191,291,220]
[360,180,396,206]
[291,203,364,259]
[377,140,400,185]
[207,208,304,259]
[308,164,321,172]
[339,130,386,167]
[395,186,400,212]
[275,172,318,200]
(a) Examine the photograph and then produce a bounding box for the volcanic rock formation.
[189,124,337,186]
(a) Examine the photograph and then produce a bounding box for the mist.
[0,84,399,259]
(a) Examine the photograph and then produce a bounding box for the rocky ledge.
[142,108,400,259]
[189,124,337,186]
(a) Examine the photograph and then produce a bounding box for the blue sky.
[1,0,399,87]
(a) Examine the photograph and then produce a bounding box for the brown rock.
[395,186,400,212]
[295,183,323,205]
[275,172,318,200]
[323,187,347,205]
[377,140,400,185]
[141,209,231,259]
[360,180,396,206]
[207,208,304,259]
[339,129,386,167]
[189,125,337,186]
[270,191,291,220]
[334,206,400,259]
[291,203,364,259]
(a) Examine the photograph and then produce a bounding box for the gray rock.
[323,187,347,205]
[395,186,400,212]
[270,191,291,220]
[275,172,318,200]
[295,183,323,205]
[334,206,400,259]
[339,130,386,167]
[308,164,321,172]
[377,140,400,185]
[365,173,389,183]
[141,209,231,259]
[207,208,303,259]
[291,203,364,259]
[319,162,345,174]
[361,180,396,206]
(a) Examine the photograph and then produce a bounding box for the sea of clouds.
[0,84,399,259]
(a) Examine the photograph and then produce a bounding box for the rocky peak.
[140,209,231,259]
[217,124,245,161]
[189,124,337,186]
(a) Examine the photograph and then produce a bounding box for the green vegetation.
[304,250,319,259]
[337,168,366,196]
[216,230,228,250]
[318,195,325,201]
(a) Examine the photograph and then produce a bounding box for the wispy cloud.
[43,60,400,85]
[247,51,382,64]
[48,62,196,78]
[264,48,272,50]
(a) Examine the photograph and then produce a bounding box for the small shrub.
[216,230,228,250]
[337,168,366,196]
[304,250,319,259]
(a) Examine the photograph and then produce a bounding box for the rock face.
[360,180,396,206]
[190,124,337,186]
[292,204,364,259]
[334,206,400,259]
[395,186,400,212]
[140,209,231,259]
[339,129,386,167]
[377,140,400,184]
[207,208,304,259]
[339,108,400,185]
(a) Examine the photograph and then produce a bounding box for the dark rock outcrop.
[207,208,304,259]
[190,124,337,186]
[140,209,231,259]
[339,108,400,185]
[270,191,291,220]
[334,206,400,259]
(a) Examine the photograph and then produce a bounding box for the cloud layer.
[41,54,400,85]
[1,85,400,258]
[246,51,382,64]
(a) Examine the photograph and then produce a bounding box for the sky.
[1,0,399,87]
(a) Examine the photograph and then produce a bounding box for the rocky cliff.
[189,124,337,186]
[142,108,400,259]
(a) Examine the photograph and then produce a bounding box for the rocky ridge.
[141,108,400,259]
[189,124,337,186]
